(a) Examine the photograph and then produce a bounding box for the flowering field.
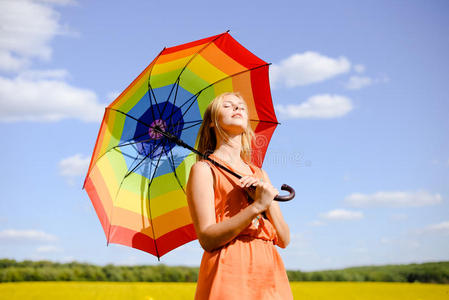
[0,281,448,299]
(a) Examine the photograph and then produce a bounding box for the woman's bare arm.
[186,161,273,252]
[261,169,291,248]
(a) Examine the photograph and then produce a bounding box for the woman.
[186,92,293,299]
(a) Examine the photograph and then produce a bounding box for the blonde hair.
[196,92,255,162]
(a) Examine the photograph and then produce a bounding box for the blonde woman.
[186,92,293,299]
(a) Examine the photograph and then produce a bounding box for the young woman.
[186,92,293,299]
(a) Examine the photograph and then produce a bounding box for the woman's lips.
[232,113,242,118]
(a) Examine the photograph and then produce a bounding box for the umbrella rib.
[147,83,157,121]
[176,121,202,132]
[161,77,180,117]
[159,31,229,118]
[166,77,181,130]
[147,47,166,120]
[113,136,155,149]
[107,108,152,127]
[161,146,186,194]
[113,130,154,148]
[146,148,164,259]
[123,139,165,179]
[249,119,280,125]
[148,82,162,117]
[166,120,202,134]
[171,119,203,125]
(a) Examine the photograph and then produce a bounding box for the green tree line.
[1,259,448,283]
[287,262,449,283]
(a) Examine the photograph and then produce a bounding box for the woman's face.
[215,94,248,135]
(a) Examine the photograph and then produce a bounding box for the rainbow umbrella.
[83,31,282,259]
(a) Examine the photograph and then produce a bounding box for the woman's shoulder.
[189,160,216,189]
[191,159,212,171]
[190,160,214,179]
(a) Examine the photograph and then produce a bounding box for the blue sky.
[0,0,448,271]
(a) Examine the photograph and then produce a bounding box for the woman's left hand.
[239,175,262,200]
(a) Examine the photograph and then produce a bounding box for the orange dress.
[194,154,293,300]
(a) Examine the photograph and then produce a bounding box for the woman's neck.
[213,133,242,165]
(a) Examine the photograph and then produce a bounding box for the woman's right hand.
[239,176,278,213]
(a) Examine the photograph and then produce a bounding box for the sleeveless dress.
[194,154,293,300]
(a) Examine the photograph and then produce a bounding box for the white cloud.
[36,245,63,253]
[0,229,57,242]
[0,0,74,72]
[276,94,353,119]
[17,69,70,81]
[59,154,90,185]
[345,76,373,90]
[344,75,389,90]
[0,74,104,122]
[344,74,389,90]
[270,51,351,88]
[0,1,101,123]
[0,51,28,71]
[320,209,364,221]
[423,221,449,234]
[345,190,442,207]
[354,64,365,73]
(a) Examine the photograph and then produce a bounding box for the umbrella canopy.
[83,31,280,259]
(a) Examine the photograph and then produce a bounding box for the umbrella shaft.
[152,126,295,202]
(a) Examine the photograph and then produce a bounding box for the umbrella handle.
[274,184,295,202]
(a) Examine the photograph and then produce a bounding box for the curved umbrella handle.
[274,184,295,202]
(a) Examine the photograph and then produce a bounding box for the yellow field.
[0,281,448,299]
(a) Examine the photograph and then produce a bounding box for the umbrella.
[83,31,294,260]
